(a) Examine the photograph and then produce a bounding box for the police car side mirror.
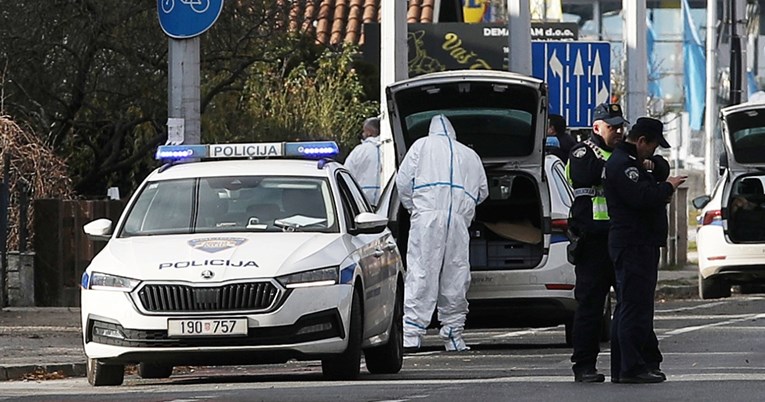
[692,195,712,210]
[84,218,113,242]
[351,212,388,235]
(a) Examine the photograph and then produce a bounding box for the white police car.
[377,71,582,345]
[80,141,405,386]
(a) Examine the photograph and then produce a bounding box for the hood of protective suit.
[429,114,457,140]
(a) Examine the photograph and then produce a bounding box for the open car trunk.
[719,103,765,243]
[469,172,544,270]
[726,174,765,243]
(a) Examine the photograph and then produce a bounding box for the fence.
[32,199,126,306]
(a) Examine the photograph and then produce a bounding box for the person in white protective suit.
[344,117,382,205]
[396,114,488,352]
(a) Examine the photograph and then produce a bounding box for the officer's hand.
[642,159,655,171]
[666,175,687,189]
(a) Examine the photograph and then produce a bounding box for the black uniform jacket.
[567,134,613,237]
[603,142,674,248]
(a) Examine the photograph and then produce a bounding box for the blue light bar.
[284,141,339,159]
[545,136,560,148]
[155,141,339,161]
[155,145,209,160]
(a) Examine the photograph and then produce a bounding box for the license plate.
[167,318,248,337]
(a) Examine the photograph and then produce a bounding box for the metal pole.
[705,0,719,194]
[0,153,8,307]
[507,0,532,74]
[623,0,647,120]
[729,0,742,105]
[379,0,407,191]
[168,37,201,145]
[18,182,27,254]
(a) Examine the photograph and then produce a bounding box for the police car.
[80,141,405,386]
[377,71,584,345]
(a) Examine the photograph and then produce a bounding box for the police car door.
[336,171,397,338]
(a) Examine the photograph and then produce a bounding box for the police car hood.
[92,233,346,281]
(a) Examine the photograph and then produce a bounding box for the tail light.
[551,219,570,244]
[701,210,722,226]
[551,219,568,232]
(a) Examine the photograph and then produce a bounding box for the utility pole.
[623,1,647,121]
[507,0,531,74]
[705,0,718,193]
[379,1,407,188]
[729,0,743,105]
[168,38,201,145]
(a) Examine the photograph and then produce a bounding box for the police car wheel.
[322,288,362,380]
[698,273,731,299]
[138,362,173,379]
[364,279,404,374]
[87,358,124,386]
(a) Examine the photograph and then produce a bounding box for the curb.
[0,363,86,381]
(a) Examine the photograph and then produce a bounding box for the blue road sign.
[531,42,611,129]
[157,0,224,39]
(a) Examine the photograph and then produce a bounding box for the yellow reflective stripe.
[592,195,609,220]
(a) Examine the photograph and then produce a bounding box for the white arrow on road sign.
[574,50,584,122]
[592,48,603,115]
[549,48,564,113]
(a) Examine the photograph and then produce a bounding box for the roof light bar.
[155,141,339,161]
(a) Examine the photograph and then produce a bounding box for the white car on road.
[81,141,405,385]
[376,71,590,345]
[693,102,765,299]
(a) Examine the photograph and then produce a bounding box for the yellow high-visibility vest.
[565,139,612,221]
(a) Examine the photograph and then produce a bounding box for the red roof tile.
[286,0,440,46]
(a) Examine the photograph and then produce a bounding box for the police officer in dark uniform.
[566,103,625,383]
[603,117,687,384]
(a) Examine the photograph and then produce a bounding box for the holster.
[566,230,582,265]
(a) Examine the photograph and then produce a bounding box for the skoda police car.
[80,141,405,386]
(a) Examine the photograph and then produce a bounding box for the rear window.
[726,109,765,164]
[393,82,539,158]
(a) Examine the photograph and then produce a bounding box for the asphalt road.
[2,295,765,401]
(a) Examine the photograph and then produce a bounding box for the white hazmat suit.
[344,135,382,205]
[396,114,488,351]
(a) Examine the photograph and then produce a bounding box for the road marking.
[661,313,765,337]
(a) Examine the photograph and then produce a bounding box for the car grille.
[137,282,280,313]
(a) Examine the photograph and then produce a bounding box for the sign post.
[531,41,611,128]
[157,0,224,145]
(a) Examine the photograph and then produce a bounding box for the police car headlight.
[277,266,338,288]
[87,272,141,292]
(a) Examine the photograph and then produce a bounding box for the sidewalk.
[0,264,699,382]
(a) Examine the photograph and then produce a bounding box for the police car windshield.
[119,176,337,237]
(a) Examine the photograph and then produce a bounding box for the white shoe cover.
[404,333,422,349]
[440,326,470,351]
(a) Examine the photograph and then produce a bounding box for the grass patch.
[688,240,697,251]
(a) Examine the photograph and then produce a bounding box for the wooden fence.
[33,199,126,306]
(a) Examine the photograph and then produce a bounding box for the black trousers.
[609,245,663,378]
[570,235,615,373]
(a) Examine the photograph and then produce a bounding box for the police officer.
[603,117,686,384]
[344,117,382,205]
[565,102,625,382]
